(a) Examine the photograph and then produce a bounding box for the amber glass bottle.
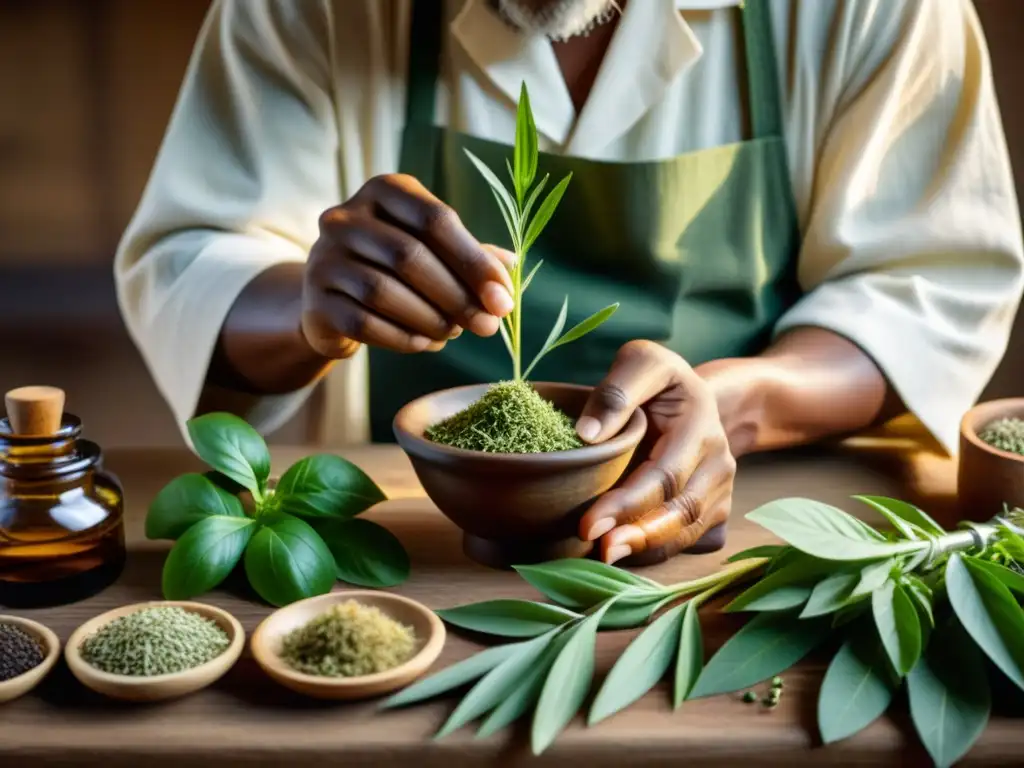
[0,386,125,607]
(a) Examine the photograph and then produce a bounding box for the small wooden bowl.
[251,591,445,701]
[65,601,244,702]
[0,615,60,704]
[959,398,1024,522]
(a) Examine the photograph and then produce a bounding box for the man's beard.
[492,0,621,41]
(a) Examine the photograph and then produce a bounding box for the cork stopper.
[4,386,66,436]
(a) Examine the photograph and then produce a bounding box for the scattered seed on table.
[742,691,758,703]
[771,676,784,688]
[0,623,44,681]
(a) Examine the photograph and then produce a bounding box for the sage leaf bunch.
[147,412,409,606]
[464,81,618,380]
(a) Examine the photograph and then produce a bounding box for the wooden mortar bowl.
[393,382,647,568]
[959,398,1024,522]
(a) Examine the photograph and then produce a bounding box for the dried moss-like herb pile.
[979,416,1024,455]
[426,380,583,454]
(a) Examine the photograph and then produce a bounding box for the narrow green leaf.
[800,572,860,618]
[161,516,255,599]
[832,600,871,629]
[946,553,1024,690]
[996,524,1024,561]
[436,630,555,739]
[818,629,896,744]
[146,473,245,541]
[689,612,831,698]
[967,557,1024,597]
[276,454,386,520]
[464,148,520,242]
[726,545,786,563]
[851,558,897,599]
[186,413,271,496]
[498,318,515,358]
[902,575,935,628]
[673,601,703,708]
[514,558,662,609]
[747,498,920,562]
[513,81,538,203]
[316,518,410,588]
[521,175,549,230]
[243,513,336,607]
[734,585,812,612]
[598,592,673,630]
[380,643,521,709]
[436,600,579,638]
[724,553,832,612]
[852,495,945,537]
[907,618,991,768]
[589,603,683,725]
[522,173,572,253]
[488,187,521,252]
[523,296,568,379]
[871,580,922,676]
[549,304,620,351]
[505,157,516,196]
[531,599,613,754]
[522,259,544,292]
[852,495,925,540]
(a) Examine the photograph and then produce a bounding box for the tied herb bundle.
[381,495,1024,767]
[146,413,409,607]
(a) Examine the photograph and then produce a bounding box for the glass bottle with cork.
[0,386,125,606]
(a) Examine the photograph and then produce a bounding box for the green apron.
[370,0,800,443]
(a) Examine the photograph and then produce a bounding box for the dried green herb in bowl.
[978,416,1024,455]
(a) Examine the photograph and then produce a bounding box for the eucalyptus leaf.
[946,553,1024,691]
[724,553,832,612]
[549,304,620,351]
[380,643,521,709]
[800,572,860,618]
[522,173,572,254]
[161,515,255,599]
[436,599,579,638]
[907,618,991,768]
[186,413,271,497]
[531,599,613,755]
[599,592,674,629]
[589,602,683,725]
[243,513,336,607]
[818,628,896,744]
[514,559,662,609]
[871,580,922,676]
[146,473,245,541]
[726,545,786,563]
[902,575,935,628]
[852,495,925,540]
[513,81,538,202]
[832,600,871,629]
[967,557,1024,597]
[522,259,544,292]
[317,518,410,588]
[276,454,387,520]
[852,494,945,537]
[851,558,897,599]
[674,601,703,708]
[689,612,831,698]
[747,498,920,562]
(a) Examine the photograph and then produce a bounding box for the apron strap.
[742,0,785,140]
[404,0,444,127]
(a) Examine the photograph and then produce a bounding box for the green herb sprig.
[146,413,410,606]
[382,496,1024,766]
[465,82,618,381]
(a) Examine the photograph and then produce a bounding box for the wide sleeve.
[775,0,1024,455]
[114,0,340,439]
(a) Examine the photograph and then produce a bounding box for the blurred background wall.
[0,0,1022,448]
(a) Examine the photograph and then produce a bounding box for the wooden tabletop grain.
[0,422,1018,767]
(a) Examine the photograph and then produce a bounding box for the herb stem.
[666,557,769,599]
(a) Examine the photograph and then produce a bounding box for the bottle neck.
[0,415,100,481]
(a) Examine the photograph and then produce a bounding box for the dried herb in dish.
[0,623,44,681]
[979,416,1024,455]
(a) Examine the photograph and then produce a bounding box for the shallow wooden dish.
[251,591,445,701]
[393,381,647,568]
[0,615,60,704]
[65,601,244,702]
[959,398,1024,522]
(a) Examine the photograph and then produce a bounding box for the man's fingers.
[483,244,517,272]
[599,492,731,565]
[304,290,438,354]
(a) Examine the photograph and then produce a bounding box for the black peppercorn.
[0,623,44,681]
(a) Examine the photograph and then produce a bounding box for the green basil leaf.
[186,413,270,496]
[317,518,410,588]
[851,558,898,599]
[436,630,556,739]
[907,618,991,768]
[871,580,922,677]
[689,612,831,699]
[589,603,683,725]
[946,553,1024,690]
[550,304,620,351]
[161,515,255,599]
[514,559,662,609]
[726,544,787,563]
[243,513,335,607]
[747,498,919,561]
[146,473,245,541]
[437,599,579,638]
[380,643,521,709]
[674,601,703,708]
[203,470,248,496]
[966,557,1024,597]
[818,627,896,744]
[852,495,945,537]
[522,258,544,292]
[523,296,568,378]
[522,173,572,254]
[276,454,386,520]
[800,572,860,618]
[513,81,538,202]
[724,553,832,612]
[531,598,613,754]
[476,628,572,738]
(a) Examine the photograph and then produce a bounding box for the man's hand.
[577,340,735,565]
[302,174,516,358]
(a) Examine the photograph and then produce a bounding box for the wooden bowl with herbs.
[0,615,60,704]
[65,600,244,702]
[959,398,1024,521]
[394,381,646,568]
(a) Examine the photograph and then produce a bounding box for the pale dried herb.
[979,417,1024,455]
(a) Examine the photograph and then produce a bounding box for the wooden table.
[1,422,1019,766]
